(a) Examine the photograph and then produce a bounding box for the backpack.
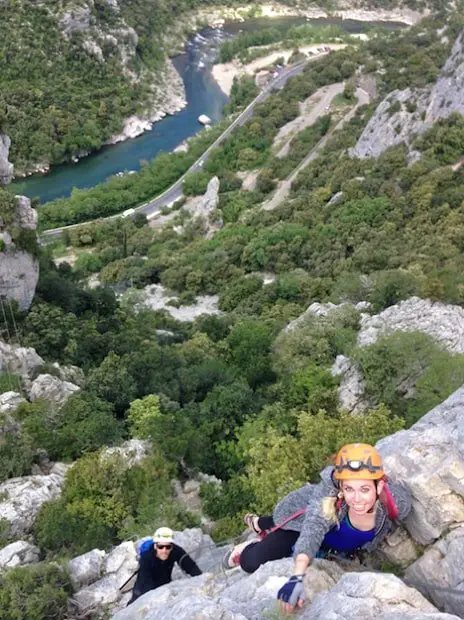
[137,539,154,560]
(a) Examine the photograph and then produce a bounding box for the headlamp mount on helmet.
[335,456,383,475]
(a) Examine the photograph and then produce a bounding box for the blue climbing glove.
[277,574,305,607]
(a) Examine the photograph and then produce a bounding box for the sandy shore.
[212,43,348,96]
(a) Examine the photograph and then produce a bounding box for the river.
[12,17,403,205]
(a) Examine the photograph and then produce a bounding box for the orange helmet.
[333,443,384,481]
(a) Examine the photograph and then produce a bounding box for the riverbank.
[212,43,348,96]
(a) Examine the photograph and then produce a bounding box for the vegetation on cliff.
[2,11,464,593]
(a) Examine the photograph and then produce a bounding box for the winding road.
[40,54,334,241]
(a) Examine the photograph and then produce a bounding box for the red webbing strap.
[259,508,306,539]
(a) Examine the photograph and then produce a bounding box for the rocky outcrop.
[0,341,44,387]
[29,373,80,406]
[357,297,464,354]
[0,145,39,310]
[101,439,151,467]
[138,284,221,322]
[0,463,70,537]
[0,391,26,415]
[110,557,460,620]
[183,176,223,240]
[69,528,227,616]
[352,29,464,159]
[331,354,371,413]
[0,540,40,569]
[0,133,14,185]
[378,385,464,545]
[71,541,138,614]
[405,525,464,618]
[284,300,370,333]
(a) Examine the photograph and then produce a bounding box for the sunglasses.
[156,544,172,550]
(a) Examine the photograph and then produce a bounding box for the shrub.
[0,563,73,620]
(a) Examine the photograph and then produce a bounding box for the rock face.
[405,525,464,617]
[301,572,452,620]
[352,29,464,159]
[0,540,40,569]
[29,373,80,406]
[0,133,14,185]
[110,558,460,620]
[0,464,70,537]
[377,385,464,545]
[357,297,464,353]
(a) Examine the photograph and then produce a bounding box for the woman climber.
[223,443,412,615]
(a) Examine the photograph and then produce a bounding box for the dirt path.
[274,83,344,158]
[262,86,370,211]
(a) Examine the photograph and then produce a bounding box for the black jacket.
[130,542,202,603]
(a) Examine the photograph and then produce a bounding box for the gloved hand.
[277,574,305,607]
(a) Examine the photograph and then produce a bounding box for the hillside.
[0,0,441,175]
[0,0,203,174]
[1,6,464,619]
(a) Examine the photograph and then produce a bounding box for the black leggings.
[239,516,299,574]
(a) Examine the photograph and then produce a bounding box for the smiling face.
[341,478,384,516]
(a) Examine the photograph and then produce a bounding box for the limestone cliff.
[0,134,39,310]
[352,28,464,159]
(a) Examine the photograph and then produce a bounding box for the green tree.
[87,352,137,414]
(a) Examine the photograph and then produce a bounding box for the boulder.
[29,373,80,405]
[405,525,464,618]
[358,297,464,354]
[377,386,464,545]
[0,467,69,536]
[0,133,14,185]
[0,540,40,569]
[0,391,25,414]
[68,549,106,589]
[300,572,458,619]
